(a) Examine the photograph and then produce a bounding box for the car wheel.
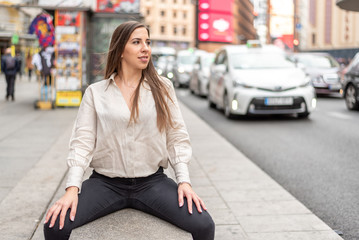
[297,112,310,119]
[208,95,216,109]
[345,84,359,110]
[223,92,234,119]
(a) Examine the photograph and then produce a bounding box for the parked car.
[189,52,215,97]
[208,43,316,119]
[173,49,205,88]
[155,55,176,81]
[341,52,359,110]
[289,52,342,95]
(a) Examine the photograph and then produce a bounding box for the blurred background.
[1,0,359,239]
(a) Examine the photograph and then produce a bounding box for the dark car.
[290,52,342,95]
[342,52,359,110]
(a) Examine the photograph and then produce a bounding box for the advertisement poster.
[55,11,83,106]
[197,0,233,43]
[96,0,140,13]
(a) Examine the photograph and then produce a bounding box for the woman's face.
[121,27,151,71]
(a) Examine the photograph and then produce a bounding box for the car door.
[210,50,227,104]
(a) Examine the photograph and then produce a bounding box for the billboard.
[197,0,233,43]
[198,12,233,42]
[96,0,140,13]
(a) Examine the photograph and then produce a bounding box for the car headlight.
[178,67,185,73]
[157,69,163,75]
[233,81,254,88]
[299,76,311,88]
[311,75,324,83]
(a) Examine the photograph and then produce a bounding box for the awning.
[336,0,359,11]
[0,32,37,40]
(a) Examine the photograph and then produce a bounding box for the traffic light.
[293,39,299,46]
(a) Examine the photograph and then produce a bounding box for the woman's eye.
[133,41,139,44]
[147,41,151,45]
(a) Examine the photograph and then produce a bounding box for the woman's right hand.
[44,186,79,230]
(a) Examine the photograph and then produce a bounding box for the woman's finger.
[199,197,207,211]
[193,196,203,213]
[178,188,184,207]
[186,195,193,214]
[70,200,78,222]
[49,204,62,228]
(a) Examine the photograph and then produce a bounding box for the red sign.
[197,0,233,43]
[198,12,233,42]
[198,0,232,13]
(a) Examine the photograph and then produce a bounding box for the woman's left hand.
[178,182,207,214]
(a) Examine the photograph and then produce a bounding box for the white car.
[208,43,317,118]
[189,52,215,96]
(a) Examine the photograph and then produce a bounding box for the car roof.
[221,44,285,54]
[291,52,332,57]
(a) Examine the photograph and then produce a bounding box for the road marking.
[326,111,352,120]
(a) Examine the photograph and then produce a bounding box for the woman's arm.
[44,86,97,229]
[164,79,207,213]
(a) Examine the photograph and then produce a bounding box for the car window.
[215,51,226,65]
[296,55,339,68]
[177,54,197,65]
[230,53,295,69]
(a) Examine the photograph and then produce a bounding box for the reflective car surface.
[341,52,359,110]
[173,49,205,88]
[208,43,317,118]
[189,52,215,97]
[290,53,342,95]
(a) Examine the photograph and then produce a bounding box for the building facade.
[299,0,359,59]
[140,0,195,50]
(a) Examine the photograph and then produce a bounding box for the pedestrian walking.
[26,53,34,81]
[16,52,23,80]
[43,21,215,240]
[39,46,55,101]
[1,48,19,101]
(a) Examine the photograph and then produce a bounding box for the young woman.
[43,21,215,240]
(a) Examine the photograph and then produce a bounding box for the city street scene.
[0,0,359,239]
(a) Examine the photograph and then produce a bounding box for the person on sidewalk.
[26,53,34,81]
[43,21,215,240]
[1,48,19,101]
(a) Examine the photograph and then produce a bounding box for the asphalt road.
[176,88,359,240]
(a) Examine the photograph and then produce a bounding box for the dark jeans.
[44,168,215,240]
[5,74,16,99]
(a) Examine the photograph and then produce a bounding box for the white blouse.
[66,73,192,190]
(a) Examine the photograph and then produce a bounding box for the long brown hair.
[105,21,174,132]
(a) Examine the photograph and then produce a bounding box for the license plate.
[329,84,341,90]
[264,97,293,106]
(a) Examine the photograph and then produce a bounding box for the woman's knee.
[192,213,215,240]
[43,215,73,240]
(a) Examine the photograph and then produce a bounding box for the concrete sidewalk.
[0,78,343,239]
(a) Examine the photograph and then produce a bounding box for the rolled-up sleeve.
[66,86,97,190]
[165,80,192,185]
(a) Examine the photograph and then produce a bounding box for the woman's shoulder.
[86,79,111,91]
[158,76,174,89]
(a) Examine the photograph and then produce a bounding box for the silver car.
[289,53,342,95]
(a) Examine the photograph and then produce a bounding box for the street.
[176,89,359,240]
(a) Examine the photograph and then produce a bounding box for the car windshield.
[177,54,197,65]
[296,55,339,68]
[202,56,214,68]
[231,53,294,69]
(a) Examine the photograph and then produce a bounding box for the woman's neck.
[118,66,142,86]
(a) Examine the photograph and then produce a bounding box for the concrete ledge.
[69,167,191,240]
[70,209,192,240]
